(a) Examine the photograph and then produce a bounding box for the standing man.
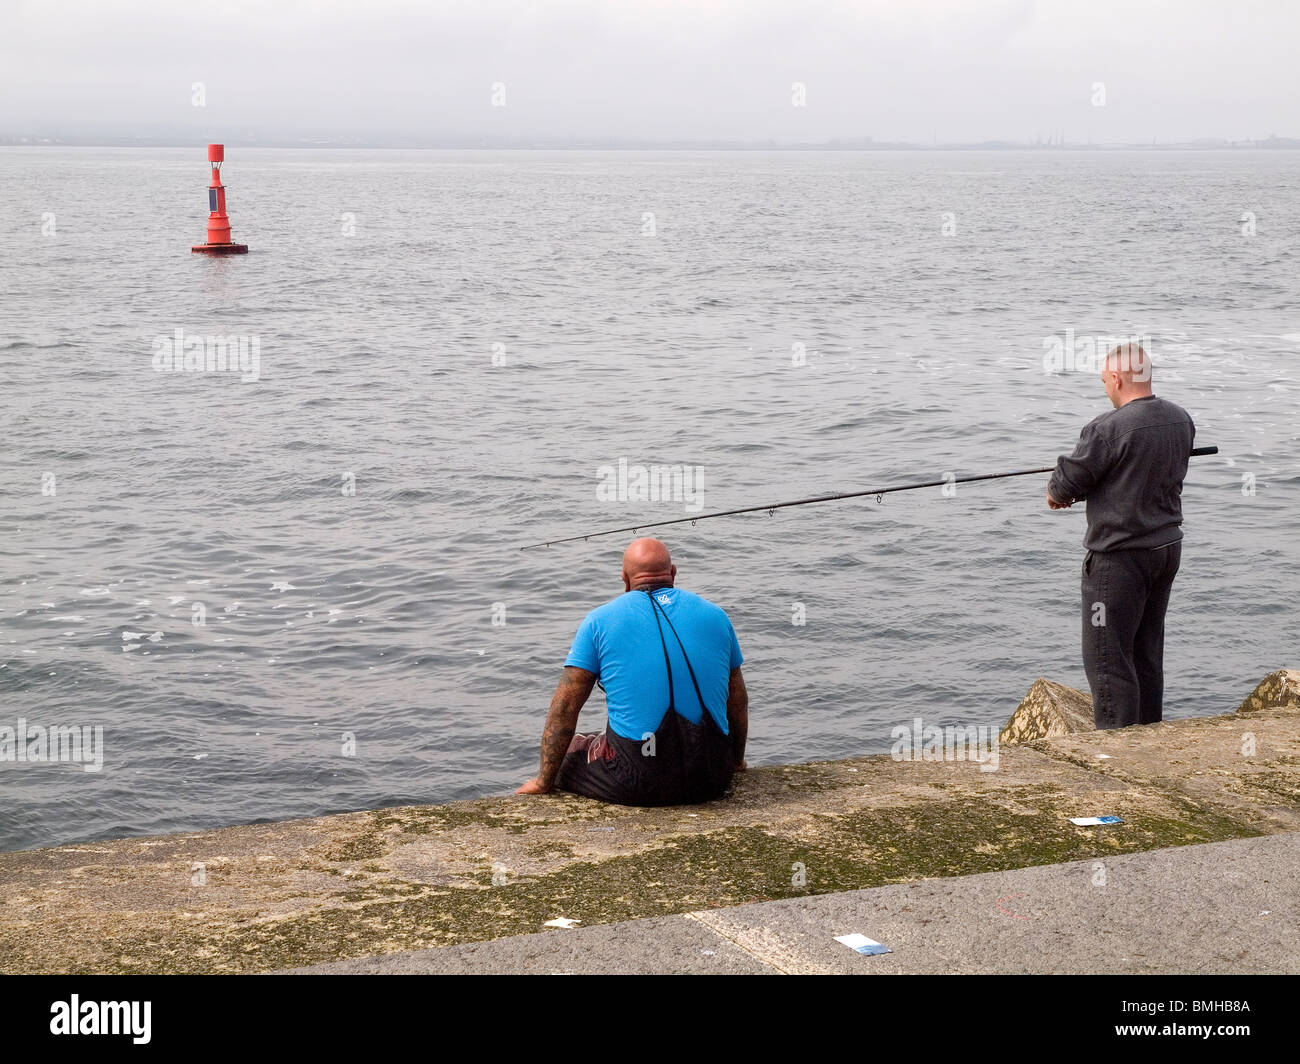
[1047,343,1195,730]
[516,537,748,806]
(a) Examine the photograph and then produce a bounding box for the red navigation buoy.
[191,143,249,255]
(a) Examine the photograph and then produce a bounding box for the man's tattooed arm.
[726,667,748,770]
[535,666,598,791]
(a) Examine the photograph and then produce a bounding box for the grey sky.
[3,0,1297,143]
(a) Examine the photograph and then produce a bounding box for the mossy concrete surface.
[1,670,1296,974]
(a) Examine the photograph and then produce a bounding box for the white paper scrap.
[543,917,581,929]
[835,933,891,956]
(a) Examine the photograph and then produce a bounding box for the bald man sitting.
[1047,343,1195,730]
[516,538,748,806]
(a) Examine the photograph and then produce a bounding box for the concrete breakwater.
[1,670,1296,974]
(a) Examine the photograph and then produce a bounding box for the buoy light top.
[207,143,225,163]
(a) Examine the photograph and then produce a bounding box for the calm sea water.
[1,148,1297,852]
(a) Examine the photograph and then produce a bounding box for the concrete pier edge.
[1,669,1296,974]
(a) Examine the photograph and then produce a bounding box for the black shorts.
[555,722,733,807]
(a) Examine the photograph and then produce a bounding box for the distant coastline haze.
[2,0,1297,147]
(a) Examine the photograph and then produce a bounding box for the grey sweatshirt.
[1048,394,1195,552]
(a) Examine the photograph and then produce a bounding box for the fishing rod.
[520,445,1219,550]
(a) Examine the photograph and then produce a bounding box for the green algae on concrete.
[0,670,1296,974]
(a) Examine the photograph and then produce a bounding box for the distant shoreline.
[4,137,1300,152]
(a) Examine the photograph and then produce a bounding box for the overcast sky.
[3,0,1297,143]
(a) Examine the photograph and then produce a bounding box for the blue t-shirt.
[564,587,743,740]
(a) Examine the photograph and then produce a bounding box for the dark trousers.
[1081,541,1182,730]
[556,718,734,807]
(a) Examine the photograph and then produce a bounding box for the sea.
[1,147,1296,851]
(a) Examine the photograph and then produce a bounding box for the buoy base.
[191,243,249,255]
